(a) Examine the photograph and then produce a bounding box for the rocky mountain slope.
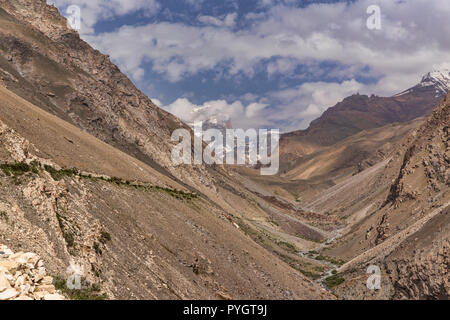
[0,0,286,242]
[0,0,336,300]
[0,85,333,299]
[0,0,446,301]
[282,118,424,183]
[305,94,449,299]
[280,72,448,173]
[234,86,449,300]
[0,0,218,197]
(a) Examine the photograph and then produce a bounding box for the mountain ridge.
[279,70,449,177]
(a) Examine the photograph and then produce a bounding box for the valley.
[0,0,448,301]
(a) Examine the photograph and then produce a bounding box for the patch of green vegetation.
[0,162,39,177]
[235,218,275,251]
[0,161,198,202]
[93,242,102,255]
[292,192,302,202]
[299,269,322,280]
[80,171,199,201]
[18,162,201,202]
[277,241,298,254]
[315,255,346,266]
[324,273,345,288]
[99,231,111,244]
[53,276,107,300]
[91,264,102,278]
[106,176,123,185]
[44,165,78,180]
[236,218,260,238]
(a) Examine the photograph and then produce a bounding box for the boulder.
[0,260,19,273]
[0,288,19,300]
[0,245,65,300]
[0,273,12,292]
[35,284,56,294]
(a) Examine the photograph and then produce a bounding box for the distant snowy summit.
[419,69,450,94]
[396,69,450,97]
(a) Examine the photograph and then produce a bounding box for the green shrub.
[53,276,107,300]
[44,165,78,180]
[93,242,102,255]
[1,162,36,176]
[99,231,111,244]
[278,241,298,254]
[324,273,345,288]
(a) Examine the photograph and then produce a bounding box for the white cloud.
[266,58,299,77]
[61,0,450,130]
[160,80,362,132]
[162,98,274,130]
[48,0,160,34]
[198,13,237,28]
[151,98,163,107]
[88,0,450,92]
[269,80,365,130]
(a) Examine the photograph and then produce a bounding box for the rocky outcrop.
[376,95,450,244]
[0,0,217,198]
[386,237,449,300]
[328,94,449,300]
[0,244,65,300]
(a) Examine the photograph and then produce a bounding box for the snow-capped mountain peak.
[419,69,450,94]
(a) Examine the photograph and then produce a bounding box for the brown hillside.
[0,85,333,300]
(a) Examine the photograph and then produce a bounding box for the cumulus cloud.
[54,0,450,130]
[48,0,160,34]
[198,13,237,28]
[162,98,273,130]
[268,80,365,130]
[160,80,361,132]
[89,0,450,90]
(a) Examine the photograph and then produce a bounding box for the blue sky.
[48,0,450,132]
